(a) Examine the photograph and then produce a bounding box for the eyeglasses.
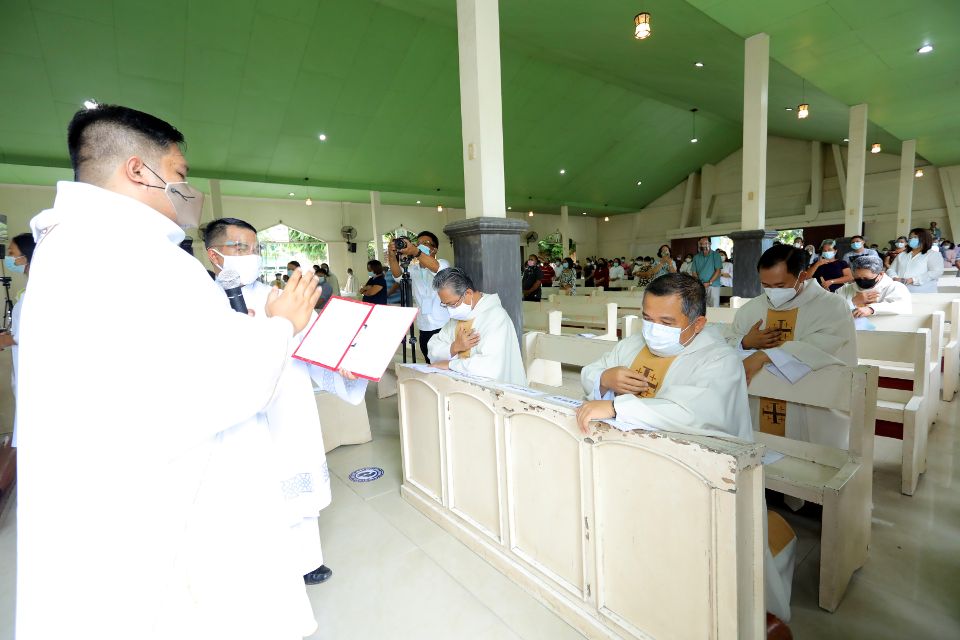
[214,241,261,255]
[439,293,465,309]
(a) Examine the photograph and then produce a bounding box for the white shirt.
[887,249,945,293]
[408,258,451,331]
[609,264,625,280]
[580,325,754,440]
[17,182,311,640]
[427,293,525,385]
[720,261,733,287]
[837,274,911,316]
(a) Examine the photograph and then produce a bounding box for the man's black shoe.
[304,564,333,585]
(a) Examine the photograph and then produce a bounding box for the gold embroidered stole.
[758,308,799,436]
[456,319,475,358]
[628,346,678,398]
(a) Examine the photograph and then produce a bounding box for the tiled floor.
[1,387,959,639]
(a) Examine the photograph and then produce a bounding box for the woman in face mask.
[593,258,610,290]
[883,236,908,269]
[803,239,852,292]
[557,258,577,295]
[678,253,695,275]
[887,227,945,293]
[359,260,388,304]
[608,259,625,284]
[0,233,36,447]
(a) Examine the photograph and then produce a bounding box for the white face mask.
[213,250,261,286]
[447,293,474,321]
[641,319,693,357]
[764,276,802,309]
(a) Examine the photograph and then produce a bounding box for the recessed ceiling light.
[636,180,642,186]
[871,143,881,154]
[690,137,699,144]
[83,99,98,109]
[559,168,566,175]
[416,200,421,204]
[305,197,313,206]
[694,61,704,68]
[604,216,610,222]
[915,168,924,178]
[917,44,934,54]
[318,133,327,141]
[507,206,512,210]
[288,192,295,197]
[528,211,534,217]
[843,138,849,142]
[437,204,443,212]
[784,106,794,111]
[581,211,587,215]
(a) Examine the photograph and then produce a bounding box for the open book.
[293,296,419,381]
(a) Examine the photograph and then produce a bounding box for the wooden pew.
[867,313,944,419]
[912,293,960,400]
[544,296,619,340]
[856,329,931,495]
[747,365,878,612]
[706,306,740,324]
[730,296,752,309]
[523,331,615,396]
[396,366,766,639]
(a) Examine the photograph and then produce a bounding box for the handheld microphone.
[215,269,248,314]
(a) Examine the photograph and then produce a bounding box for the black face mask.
[855,276,879,290]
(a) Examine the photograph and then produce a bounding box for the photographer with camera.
[387,230,449,363]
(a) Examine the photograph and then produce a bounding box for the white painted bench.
[856,329,930,495]
[522,331,617,397]
[912,293,960,400]
[544,296,619,340]
[396,366,766,639]
[867,313,943,420]
[730,296,751,309]
[747,365,878,612]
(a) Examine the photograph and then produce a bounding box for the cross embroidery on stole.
[456,319,475,358]
[628,346,678,399]
[758,307,799,436]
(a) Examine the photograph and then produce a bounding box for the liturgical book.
[293,296,419,381]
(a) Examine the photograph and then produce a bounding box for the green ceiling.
[0,0,952,216]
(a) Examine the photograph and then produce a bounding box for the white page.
[340,305,419,380]
[294,297,374,369]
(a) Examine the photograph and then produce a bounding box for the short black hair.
[851,235,864,242]
[67,104,185,183]
[367,259,384,275]
[757,244,807,277]
[644,273,706,323]
[416,231,440,247]
[288,260,301,268]
[10,233,36,264]
[203,217,257,248]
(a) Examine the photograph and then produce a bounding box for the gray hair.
[820,238,836,249]
[851,254,883,274]
[432,267,475,296]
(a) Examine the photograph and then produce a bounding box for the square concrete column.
[741,34,769,232]
[444,217,528,340]
[729,229,778,298]
[844,104,868,237]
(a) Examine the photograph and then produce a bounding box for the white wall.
[597,135,960,258]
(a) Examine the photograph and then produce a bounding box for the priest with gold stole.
[723,244,857,449]
[427,267,526,385]
[575,273,753,440]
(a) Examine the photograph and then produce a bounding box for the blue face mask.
[287,268,294,277]
[4,256,25,274]
[851,241,863,250]
[367,272,374,278]
[908,237,920,249]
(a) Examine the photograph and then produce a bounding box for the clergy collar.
[39,181,186,245]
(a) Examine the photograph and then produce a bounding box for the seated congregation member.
[804,239,852,292]
[575,273,752,440]
[360,259,388,304]
[888,227,945,293]
[723,244,857,449]
[427,267,525,385]
[522,254,543,301]
[837,254,911,318]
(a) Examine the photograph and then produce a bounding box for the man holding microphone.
[17,105,321,639]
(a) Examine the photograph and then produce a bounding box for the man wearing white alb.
[837,254,911,318]
[427,268,525,385]
[204,217,368,587]
[387,230,449,363]
[16,105,322,640]
[575,273,753,440]
[887,227,944,293]
[723,244,857,450]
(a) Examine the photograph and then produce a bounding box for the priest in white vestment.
[575,273,753,440]
[204,217,368,585]
[426,267,526,385]
[722,244,857,449]
[837,253,911,318]
[16,105,322,640]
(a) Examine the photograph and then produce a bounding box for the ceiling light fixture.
[694,61,704,68]
[690,107,699,143]
[582,211,587,215]
[636,180,642,186]
[604,216,610,222]
[559,168,566,175]
[416,200,421,204]
[318,133,327,141]
[915,168,924,178]
[437,204,444,213]
[288,192,295,197]
[843,138,849,142]
[917,44,934,54]
[305,197,313,206]
[797,79,809,119]
[83,99,99,110]
[528,211,534,217]
[634,12,651,40]
[784,107,793,111]
[507,206,512,210]
[871,143,881,154]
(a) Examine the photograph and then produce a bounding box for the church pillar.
[446,0,525,338]
[896,139,916,238]
[843,104,868,238]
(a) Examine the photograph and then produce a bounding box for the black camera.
[394,237,410,252]
[0,277,10,286]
